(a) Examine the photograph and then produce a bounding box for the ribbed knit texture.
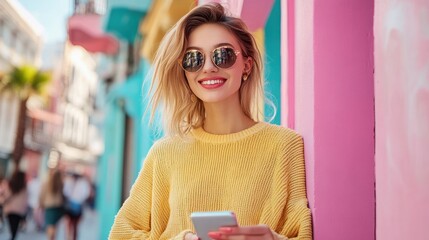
[109,122,312,240]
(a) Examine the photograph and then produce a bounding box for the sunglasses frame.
[179,46,241,72]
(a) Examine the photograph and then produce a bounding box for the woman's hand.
[208,224,275,240]
[184,232,199,240]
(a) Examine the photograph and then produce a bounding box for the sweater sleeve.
[277,134,313,240]
[109,151,155,240]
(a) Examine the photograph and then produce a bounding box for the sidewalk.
[0,207,99,240]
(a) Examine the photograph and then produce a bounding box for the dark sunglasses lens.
[182,51,204,72]
[212,47,237,68]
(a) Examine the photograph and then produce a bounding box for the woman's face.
[184,23,252,105]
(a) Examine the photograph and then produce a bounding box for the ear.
[243,57,253,74]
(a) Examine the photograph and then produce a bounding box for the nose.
[201,56,218,73]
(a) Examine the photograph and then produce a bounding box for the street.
[0,207,99,240]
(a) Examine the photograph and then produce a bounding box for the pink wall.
[283,0,375,239]
[282,0,315,208]
[374,0,429,239]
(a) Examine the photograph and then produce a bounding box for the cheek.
[185,73,198,90]
[185,72,192,82]
[231,63,246,80]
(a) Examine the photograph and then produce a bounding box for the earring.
[242,73,249,81]
[190,94,197,103]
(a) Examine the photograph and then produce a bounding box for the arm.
[1,184,12,204]
[276,134,312,240]
[109,154,155,239]
[109,149,193,240]
[38,183,46,209]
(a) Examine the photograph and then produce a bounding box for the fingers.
[208,225,273,240]
[220,225,271,235]
[208,233,269,240]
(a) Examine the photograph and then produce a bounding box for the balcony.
[67,14,119,55]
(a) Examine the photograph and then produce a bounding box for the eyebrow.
[185,42,235,51]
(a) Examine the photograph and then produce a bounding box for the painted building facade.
[0,0,43,73]
[0,0,44,176]
[281,0,428,239]
[282,0,375,239]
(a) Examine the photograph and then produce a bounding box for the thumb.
[184,232,199,240]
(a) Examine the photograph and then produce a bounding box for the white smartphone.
[190,211,238,240]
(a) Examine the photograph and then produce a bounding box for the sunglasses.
[180,46,241,72]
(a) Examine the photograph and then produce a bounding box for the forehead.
[187,23,240,50]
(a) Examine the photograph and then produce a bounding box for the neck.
[203,100,256,135]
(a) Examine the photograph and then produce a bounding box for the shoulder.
[258,122,303,143]
[150,135,186,153]
[138,136,189,178]
[144,135,192,164]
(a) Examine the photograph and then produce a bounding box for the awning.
[68,14,119,55]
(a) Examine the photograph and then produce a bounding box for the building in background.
[22,42,65,179]
[0,0,44,176]
[0,0,43,73]
[54,42,103,178]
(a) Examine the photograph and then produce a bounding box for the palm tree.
[0,65,51,169]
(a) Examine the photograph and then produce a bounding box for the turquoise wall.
[122,59,157,174]
[264,0,281,124]
[97,98,125,240]
[97,59,157,240]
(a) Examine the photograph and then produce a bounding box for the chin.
[200,96,238,105]
[196,91,239,105]
[199,98,226,104]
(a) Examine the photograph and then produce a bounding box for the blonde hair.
[149,3,266,137]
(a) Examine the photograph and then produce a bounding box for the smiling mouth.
[199,79,226,85]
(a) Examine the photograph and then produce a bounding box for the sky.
[17,0,72,44]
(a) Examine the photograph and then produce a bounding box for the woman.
[39,169,64,240]
[110,3,312,240]
[3,171,28,240]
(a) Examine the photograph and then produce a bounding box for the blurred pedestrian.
[39,168,64,240]
[27,171,43,231]
[0,175,7,231]
[63,170,90,240]
[3,170,28,240]
[86,181,96,210]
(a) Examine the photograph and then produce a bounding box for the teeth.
[201,79,224,85]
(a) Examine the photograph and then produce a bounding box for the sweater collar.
[191,122,268,143]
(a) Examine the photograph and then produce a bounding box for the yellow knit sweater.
[109,122,312,240]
